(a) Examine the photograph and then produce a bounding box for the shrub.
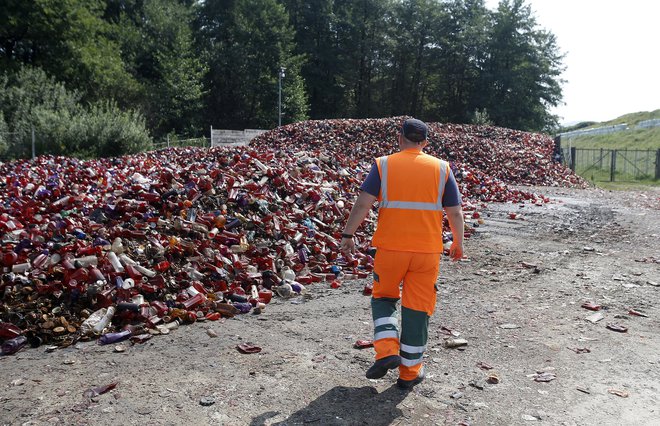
[472,108,493,126]
[0,66,152,159]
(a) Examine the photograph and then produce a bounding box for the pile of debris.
[0,117,586,353]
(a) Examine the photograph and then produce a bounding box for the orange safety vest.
[372,149,449,253]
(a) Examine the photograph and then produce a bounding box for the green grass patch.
[592,179,660,191]
[599,109,660,127]
[576,168,614,182]
[560,110,660,185]
[563,127,660,150]
[573,166,660,188]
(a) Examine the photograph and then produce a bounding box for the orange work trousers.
[371,248,441,381]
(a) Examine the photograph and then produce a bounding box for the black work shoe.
[396,367,425,390]
[365,355,401,379]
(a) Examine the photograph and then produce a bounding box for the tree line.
[0,0,564,158]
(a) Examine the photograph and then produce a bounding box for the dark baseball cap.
[401,118,428,142]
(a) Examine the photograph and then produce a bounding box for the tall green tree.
[280,0,345,119]
[427,0,490,123]
[279,0,564,130]
[198,0,308,129]
[0,0,567,138]
[107,0,206,137]
[0,0,138,102]
[482,0,564,130]
[386,0,439,118]
[333,0,391,118]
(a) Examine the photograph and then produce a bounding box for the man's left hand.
[449,240,463,261]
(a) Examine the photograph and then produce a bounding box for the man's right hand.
[339,237,356,256]
[449,240,463,261]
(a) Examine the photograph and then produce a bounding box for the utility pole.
[31,126,36,159]
[278,66,286,127]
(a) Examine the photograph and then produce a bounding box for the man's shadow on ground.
[250,385,409,426]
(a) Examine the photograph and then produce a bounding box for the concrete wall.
[210,128,268,147]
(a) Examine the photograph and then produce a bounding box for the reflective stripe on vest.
[379,156,446,211]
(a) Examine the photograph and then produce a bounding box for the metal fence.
[562,147,660,181]
[1,132,216,161]
[151,137,210,151]
[558,119,660,139]
[558,123,629,139]
[637,119,660,129]
[0,129,36,162]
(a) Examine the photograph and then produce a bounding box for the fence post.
[553,136,561,161]
[569,147,576,171]
[599,148,603,169]
[656,149,660,180]
[610,149,617,182]
[31,126,36,159]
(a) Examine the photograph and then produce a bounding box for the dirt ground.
[1,186,659,426]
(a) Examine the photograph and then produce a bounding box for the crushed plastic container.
[2,335,28,355]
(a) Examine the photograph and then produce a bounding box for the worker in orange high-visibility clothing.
[340,118,464,390]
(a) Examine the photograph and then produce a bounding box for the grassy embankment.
[560,110,660,189]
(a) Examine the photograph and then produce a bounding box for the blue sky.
[485,0,660,124]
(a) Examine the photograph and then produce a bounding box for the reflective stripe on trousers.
[371,297,400,359]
